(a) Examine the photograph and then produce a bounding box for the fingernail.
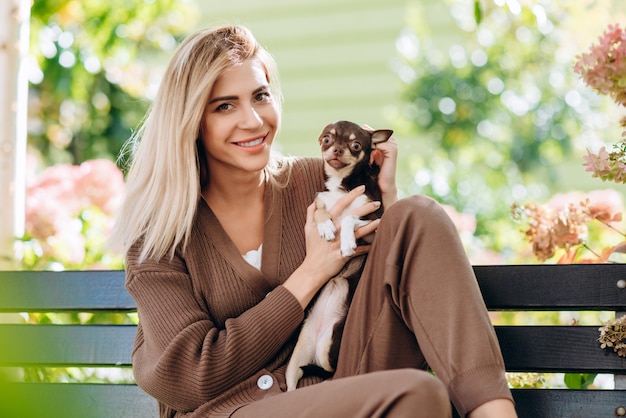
[357,185,366,191]
[373,201,381,207]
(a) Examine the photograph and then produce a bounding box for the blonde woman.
[112,25,516,418]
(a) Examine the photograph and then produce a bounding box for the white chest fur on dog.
[315,178,372,257]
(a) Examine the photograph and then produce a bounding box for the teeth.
[238,137,264,147]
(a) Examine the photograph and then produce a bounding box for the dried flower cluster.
[573,23,626,109]
[598,315,626,357]
[574,24,626,183]
[511,197,623,262]
[583,142,626,183]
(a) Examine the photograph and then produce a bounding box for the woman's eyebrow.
[209,94,238,104]
[209,85,270,104]
[253,85,269,94]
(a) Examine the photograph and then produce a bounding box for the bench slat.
[511,388,626,418]
[0,382,158,418]
[453,389,626,418]
[2,383,623,418]
[0,324,135,366]
[496,326,626,373]
[475,264,626,310]
[0,270,133,312]
[3,323,625,374]
[2,265,624,312]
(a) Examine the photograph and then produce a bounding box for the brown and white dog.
[285,120,393,391]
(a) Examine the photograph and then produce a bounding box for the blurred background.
[2,0,626,268]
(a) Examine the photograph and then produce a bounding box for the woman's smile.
[235,134,267,150]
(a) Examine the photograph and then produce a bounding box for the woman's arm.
[126,254,304,411]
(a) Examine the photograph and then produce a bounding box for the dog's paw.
[340,240,357,258]
[339,216,359,257]
[317,219,336,241]
[285,364,304,392]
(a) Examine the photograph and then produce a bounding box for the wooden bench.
[0,265,625,418]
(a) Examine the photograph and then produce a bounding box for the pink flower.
[25,160,126,236]
[583,147,610,175]
[574,23,626,107]
[76,159,126,215]
[441,204,477,234]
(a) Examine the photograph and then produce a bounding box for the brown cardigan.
[126,157,326,417]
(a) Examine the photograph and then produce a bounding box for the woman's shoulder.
[270,155,323,183]
[291,156,323,175]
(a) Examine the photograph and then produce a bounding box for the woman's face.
[201,59,280,178]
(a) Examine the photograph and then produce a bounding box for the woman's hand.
[364,124,399,208]
[304,186,380,280]
[283,186,381,308]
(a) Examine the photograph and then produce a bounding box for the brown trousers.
[234,196,511,418]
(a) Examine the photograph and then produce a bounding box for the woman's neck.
[202,170,266,254]
[204,169,265,207]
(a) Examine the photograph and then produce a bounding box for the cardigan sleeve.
[126,249,305,412]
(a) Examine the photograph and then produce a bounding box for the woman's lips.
[235,135,265,147]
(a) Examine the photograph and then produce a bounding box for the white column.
[0,0,30,267]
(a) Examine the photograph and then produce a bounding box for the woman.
[111,25,516,418]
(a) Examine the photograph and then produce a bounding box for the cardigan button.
[257,374,274,390]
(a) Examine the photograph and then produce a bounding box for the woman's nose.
[239,104,263,129]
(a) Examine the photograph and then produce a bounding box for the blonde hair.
[111,25,283,262]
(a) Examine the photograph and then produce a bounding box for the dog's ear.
[371,129,393,145]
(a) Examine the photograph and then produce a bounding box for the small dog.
[285,120,393,391]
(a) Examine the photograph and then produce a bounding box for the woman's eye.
[350,142,362,152]
[216,103,232,112]
[255,92,271,102]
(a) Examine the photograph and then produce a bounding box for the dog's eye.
[350,141,362,152]
[321,136,332,145]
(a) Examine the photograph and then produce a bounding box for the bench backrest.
[474,264,626,418]
[1,265,625,418]
[0,270,156,418]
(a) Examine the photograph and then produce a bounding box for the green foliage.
[563,373,598,389]
[28,0,198,165]
[395,1,600,253]
[473,0,483,25]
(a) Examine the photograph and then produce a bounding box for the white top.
[242,244,262,270]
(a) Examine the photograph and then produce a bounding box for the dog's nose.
[332,147,343,156]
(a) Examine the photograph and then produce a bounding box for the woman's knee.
[381,195,455,236]
[384,369,451,417]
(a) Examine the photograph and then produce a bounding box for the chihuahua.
[285,120,393,391]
